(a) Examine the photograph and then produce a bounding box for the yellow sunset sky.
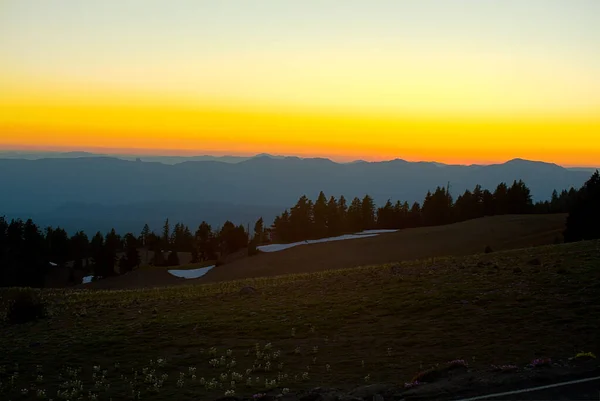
[1,0,599,166]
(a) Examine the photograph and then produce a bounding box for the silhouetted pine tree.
[70,230,89,270]
[376,200,395,229]
[338,195,348,233]
[313,191,328,238]
[90,232,107,277]
[45,226,70,266]
[564,171,600,242]
[290,195,313,241]
[482,189,495,216]
[409,202,422,228]
[140,224,150,247]
[347,197,363,232]
[422,187,453,226]
[162,218,170,251]
[361,195,376,230]
[326,196,341,236]
[254,217,264,243]
[120,233,140,273]
[506,180,533,214]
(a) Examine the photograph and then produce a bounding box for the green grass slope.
[1,238,598,400]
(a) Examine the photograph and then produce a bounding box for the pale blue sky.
[2,1,599,54]
[1,0,599,115]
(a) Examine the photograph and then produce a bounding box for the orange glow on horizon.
[1,97,599,167]
[2,1,600,168]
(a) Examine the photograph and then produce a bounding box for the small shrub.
[574,351,596,360]
[6,291,47,324]
[484,245,494,254]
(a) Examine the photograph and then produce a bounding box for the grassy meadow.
[1,239,599,400]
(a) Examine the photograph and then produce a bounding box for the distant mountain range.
[0,153,594,235]
[0,150,286,165]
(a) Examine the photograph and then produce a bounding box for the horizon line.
[1,145,599,170]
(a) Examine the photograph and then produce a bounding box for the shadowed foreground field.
[1,239,599,400]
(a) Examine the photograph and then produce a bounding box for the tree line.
[0,217,254,288]
[1,172,598,288]
[272,179,580,242]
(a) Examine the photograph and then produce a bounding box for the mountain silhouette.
[0,155,590,235]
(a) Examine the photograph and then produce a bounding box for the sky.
[1,0,599,166]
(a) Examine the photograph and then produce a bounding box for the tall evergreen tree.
[313,191,329,238]
[219,221,247,255]
[46,226,70,266]
[120,233,141,273]
[140,224,150,247]
[564,171,600,242]
[493,183,509,215]
[195,221,216,261]
[482,189,495,216]
[273,210,291,242]
[422,187,453,226]
[70,231,89,270]
[253,217,264,243]
[376,200,395,229]
[90,232,107,277]
[361,194,376,230]
[454,190,473,222]
[162,218,170,250]
[290,195,313,241]
[22,219,47,287]
[409,202,422,227]
[338,195,348,233]
[101,229,121,277]
[507,180,533,214]
[347,197,363,232]
[326,196,341,236]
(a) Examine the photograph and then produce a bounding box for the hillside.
[1,239,598,400]
[201,213,567,283]
[80,214,566,290]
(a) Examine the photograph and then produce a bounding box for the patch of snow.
[82,275,94,284]
[168,265,215,279]
[355,229,399,235]
[257,233,380,253]
[49,261,58,267]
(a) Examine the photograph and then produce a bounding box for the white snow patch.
[82,275,94,284]
[168,266,215,279]
[257,233,381,253]
[49,261,58,267]
[354,229,399,235]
